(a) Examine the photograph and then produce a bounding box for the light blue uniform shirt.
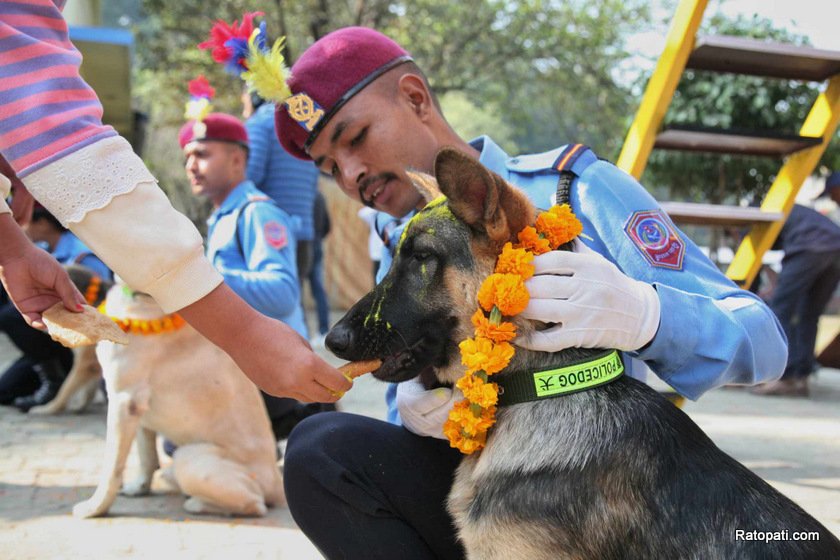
[53,231,111,280]
[206,180,308,337]
[382,136,787,424]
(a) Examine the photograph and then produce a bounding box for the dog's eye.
[413,250,432,262]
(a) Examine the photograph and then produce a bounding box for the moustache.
[358,173,398,208]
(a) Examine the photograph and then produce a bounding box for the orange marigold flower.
[443,418,463,442]
[456,374,499,408]
[446,401,496,440]
[458,434,486,454]
[444,420,487,454]
[477,273,529,316]
[535,204,583,249]
[495,242,534,279]
[516,226,552,255]
[459,336,515,375]
[471,309,517,342]
[464,404,497,437]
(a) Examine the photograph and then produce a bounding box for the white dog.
[72,283,284,518]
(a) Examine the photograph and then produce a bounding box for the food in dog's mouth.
[338,359,383,381]
[369,336,443,383]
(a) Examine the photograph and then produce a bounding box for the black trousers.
[0,356,38,404]
[769,249,840,379]
[0,303,73,365]
[284,412,465,560]
[0,303,72,399]
[296,240,314,288]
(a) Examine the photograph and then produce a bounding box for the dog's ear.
[407,170,442,203]
[434,147,534,245]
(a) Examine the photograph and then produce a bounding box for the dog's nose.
[325,324,355,357]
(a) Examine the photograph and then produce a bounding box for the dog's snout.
[325,324,355,357]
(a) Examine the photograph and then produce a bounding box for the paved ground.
[1,314,839,559]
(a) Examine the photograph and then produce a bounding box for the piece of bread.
[338,359,382,381]
[41,303,129,347]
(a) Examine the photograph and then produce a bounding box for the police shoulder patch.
[624,209,685,270]
[264,221,288,250]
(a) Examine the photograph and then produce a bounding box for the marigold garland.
[476,273,529,316]
[470,309,516,343]
[84,276,102,306]
[443,204,583,454]
[97,302,187,335]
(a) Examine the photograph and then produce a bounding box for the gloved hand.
[516,240,660,353]
[396,378,460,439]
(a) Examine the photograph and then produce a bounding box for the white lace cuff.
[69,182,223,312]
[20,136,156,225]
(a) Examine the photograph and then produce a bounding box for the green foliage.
[440,91,516,152]
[386,0,648,156]
[114,0,647,217]
[641,13,840,204]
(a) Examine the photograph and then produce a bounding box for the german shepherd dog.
[326,148,840,559]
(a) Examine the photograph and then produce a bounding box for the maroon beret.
[179,112,249,149]
[275,27,412,160]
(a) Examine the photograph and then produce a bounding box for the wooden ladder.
[616,0,840,288]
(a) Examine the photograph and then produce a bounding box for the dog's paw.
[72,499,109,519]
[121,479,152,497]
[28,403,58,416]
[183,496,267,517]
[183,496,223,515]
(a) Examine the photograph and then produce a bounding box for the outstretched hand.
[178,283,351,403]
[0,230,85,328]
[231,314,352,403]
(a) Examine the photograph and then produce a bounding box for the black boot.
[0,356,39,405]
[13,359,67,412]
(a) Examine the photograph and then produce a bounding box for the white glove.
[396,378,460,439]
[516,240,660,353]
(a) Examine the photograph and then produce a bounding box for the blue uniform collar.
[209,180,266,224]
[469,135,510,177]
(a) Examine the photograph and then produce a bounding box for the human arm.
[0,4,349,400]
[0,213,86,327]
[518,162,786,400]
[179,282,346,402]
[35,144,347,401]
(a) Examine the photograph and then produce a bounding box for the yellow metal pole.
[726,75,840,286]
[616,0,708,179]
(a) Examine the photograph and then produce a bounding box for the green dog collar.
[496,350,624,406]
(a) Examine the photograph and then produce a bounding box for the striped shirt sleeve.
[0,0,116,178]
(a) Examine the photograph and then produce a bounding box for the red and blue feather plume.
[185,75,215,122]
[198,11,264,75]
[199,13,291,105]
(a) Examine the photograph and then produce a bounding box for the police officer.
[179,113,320,441]
[752,199,840,397]
[257,27,788,559]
